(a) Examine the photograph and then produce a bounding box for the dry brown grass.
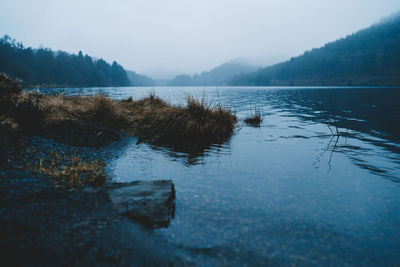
[30,151,107,188]
[128,95,237,142]
[2,82,237,144]
[40,94,130,129]
[35,92,237,143]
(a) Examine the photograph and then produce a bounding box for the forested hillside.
[230,13,400,86]
[0,35,130,87]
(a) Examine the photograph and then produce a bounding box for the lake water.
[37,86,400,265]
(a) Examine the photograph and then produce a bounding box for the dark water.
[37,86,400,265]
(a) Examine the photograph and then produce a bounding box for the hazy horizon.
[1,0,399,79]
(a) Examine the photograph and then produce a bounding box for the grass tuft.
[133,95,237,143]
[244,107,262,127]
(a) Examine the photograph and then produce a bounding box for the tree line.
[0,35,130,87]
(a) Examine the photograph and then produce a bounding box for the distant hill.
[0,35,130,87]
[230,13,400,86]
[126,70,154,86]
[168,59,259,86]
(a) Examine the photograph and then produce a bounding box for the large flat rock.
[106,180,175,228]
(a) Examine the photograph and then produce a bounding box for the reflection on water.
[147,140,233,166]
[265,88,400,180]
[34,86,400,265]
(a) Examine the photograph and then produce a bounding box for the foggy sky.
[1,0,399,78]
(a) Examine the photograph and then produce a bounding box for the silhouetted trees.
[0,35,130,87]
[230,13,400,86]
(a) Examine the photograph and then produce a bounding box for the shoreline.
[0,74,236,265]
[0,129,180,265]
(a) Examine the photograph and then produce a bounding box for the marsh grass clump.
[31,151,107,188]
[244,107,262,127]
[38,92,237,144]
[1,75,237,146]
[3,90,237,145]
[133,95,237,143]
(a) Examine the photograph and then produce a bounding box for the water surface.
[37,86,400,265]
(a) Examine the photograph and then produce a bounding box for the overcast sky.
[1,0,399,78]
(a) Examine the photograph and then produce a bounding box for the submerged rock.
[106,180,175,228]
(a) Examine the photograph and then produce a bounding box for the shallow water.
[37,86,400,265]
